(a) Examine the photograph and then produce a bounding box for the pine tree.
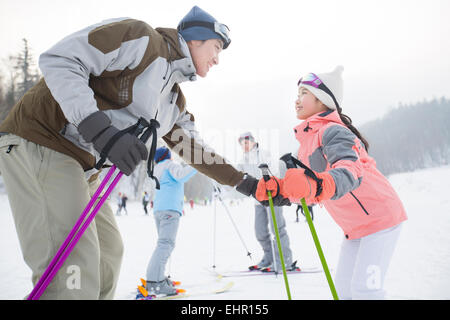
[13,38,40,100]
[0,74,6,121]
[0,72,17,123]
[0,38,40,123]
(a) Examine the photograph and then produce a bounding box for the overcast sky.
[1,0,449,159]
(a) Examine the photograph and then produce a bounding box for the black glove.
[235,174,258,197]
[78,111,148,176]
[235,174,291,207]
[268,193,291,207]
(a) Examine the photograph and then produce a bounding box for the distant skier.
[121,193,128,215]
[236,132,294,272]
[144,147,197,296]
[116,192,123,216]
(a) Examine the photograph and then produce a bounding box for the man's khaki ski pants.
[0,134,123,299]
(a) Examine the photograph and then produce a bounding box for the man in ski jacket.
[143,192,150,215]
[0,6,255,300]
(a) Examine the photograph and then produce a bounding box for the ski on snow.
[208,266,322,278]
[135,277,234,300]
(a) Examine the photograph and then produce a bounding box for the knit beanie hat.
[154,147,171,163]
[178,6,231,49]
[238,131,255,143]
[298,66,344,110]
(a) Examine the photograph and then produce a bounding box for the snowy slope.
[0,165,449,300]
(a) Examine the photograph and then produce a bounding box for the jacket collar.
[293,110,343,141]
[155,28,185,61]
[156,27,197,84]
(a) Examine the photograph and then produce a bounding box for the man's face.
[240,139,255,153]
[187,39,223,77]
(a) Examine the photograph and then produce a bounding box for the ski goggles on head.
[297,73,340,110]
[238,132,255,143]
[238,135,254,143]
[177,20,231,49]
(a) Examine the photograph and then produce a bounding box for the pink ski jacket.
[293,110,407,239]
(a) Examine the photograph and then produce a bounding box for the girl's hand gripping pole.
[279,154,339,300]
[258,164,292,300]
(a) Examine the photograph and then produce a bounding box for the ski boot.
[248,257,272,271]
[287,261,301,271]
[146,278,178,296]
[139,277,180,289]
[136,277,184,299]
[260,260,299,273]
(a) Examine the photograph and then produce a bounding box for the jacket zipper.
[160,40,172,94]
[349,191,369,215]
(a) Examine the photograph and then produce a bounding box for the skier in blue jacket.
[145,146,197,295]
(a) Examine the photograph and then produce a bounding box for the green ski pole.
[280,153,339,300]
[300,198,339,300]
[258,164,292,300]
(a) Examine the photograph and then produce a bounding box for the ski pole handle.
[279,153,297,169]
[258,163,282,199]
[133,117,150,138]
[139,118,160,143]
[258,164,270,182]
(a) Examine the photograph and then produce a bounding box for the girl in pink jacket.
[255,66,407,299]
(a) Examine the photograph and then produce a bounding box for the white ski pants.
[334,223,403,300]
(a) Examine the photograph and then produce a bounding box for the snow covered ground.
[1,165,450,300]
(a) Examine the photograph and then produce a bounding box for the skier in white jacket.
[236,132,294,271]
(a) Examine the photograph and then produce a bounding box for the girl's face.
[187,39,223,77]
[295,87,328,120]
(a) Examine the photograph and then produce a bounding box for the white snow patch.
[1,165,449,299]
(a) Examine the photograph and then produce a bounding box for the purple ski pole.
[27,117,159,300]
[27,166,119,300]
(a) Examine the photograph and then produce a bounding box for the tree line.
[0,39,41,123]
[360,97,450,176]
[0,39,215,202]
